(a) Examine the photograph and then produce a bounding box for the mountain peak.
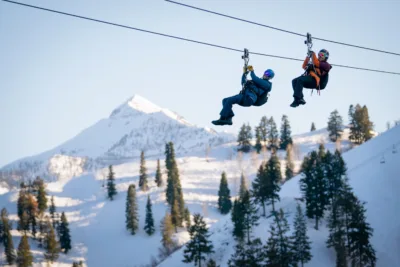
[109,94,162,118]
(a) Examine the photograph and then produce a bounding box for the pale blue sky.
[1,0,399,167]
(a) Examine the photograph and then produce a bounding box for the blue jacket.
[241,71,272,96]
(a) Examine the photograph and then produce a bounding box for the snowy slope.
[0,95,235,187]
[160,125,400,267]
[0,124,371,267]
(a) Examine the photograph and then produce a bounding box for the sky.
[1,0,399,167]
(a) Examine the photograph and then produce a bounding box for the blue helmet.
[263,69,275,79]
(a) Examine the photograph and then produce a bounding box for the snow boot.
[212,117,232,126]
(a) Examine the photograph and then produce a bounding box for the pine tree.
[155,158,163,187]
[165,142,185,219]
[285,144,295,181]
[348,198,376,267]
[59,212,72,253]
[44,222,60,263]
[17,189,29,232]
[241,191,259,244]
[291,204,312,267]
[252,163,268,216]
[49,195,56,227]
[237,123,252,152]
[328,109,344,142]
[217,172,232,214]
[228,238,265,267]
[280,115,293,150]
[254,126,263,153]
[265,154,282,212]
[144,195,155,235]
[160,212,175,256]
[239,172,248,200]
[107,165,117,200]
[310,122,316,131]
[266,209,293,267]
[125,184,139,235]
[171,198,182,232]
[26,194,38,237]
[2,208,16,265]
[268,117,279,151]
[259,116,269,149]
[17,234,33,267]
[360,105,374,142]
[72,261,84,267]
[139,150,149,191]
[183,213,214,267]
[231,199,245,241]
[37,179,48,214]
[300,151,328,230]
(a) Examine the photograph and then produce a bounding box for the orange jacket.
[302,52,323,87]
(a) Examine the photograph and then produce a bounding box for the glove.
[247,65,254,72]
[307,50,314,57]
[243,66,248,73]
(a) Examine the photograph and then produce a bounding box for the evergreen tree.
[265,154,282,212]
[160,212,176,256]
[265,209,294,267]
[348,198,376,267]
[241,191,259,244]
[37,179,48,214]
[139,150,149,191]
[49,195,56,227]
[239,172,248,200]
[26,194,38,237]
[17,234,33,267]
[268,117,279,151]
[231,199,245,241]
[1,208,16,265]
[165,142,185,219]
[171,198,182,232]
[228,238,265,267]
[107,165,117,200]
[17,189,29,232]
[311,122,316,131]
[259,116,269,149]
[328,109,344,142]
[155,159,163,187]
[144,195,155,235]
[183,213,214,267]
[360,105,374,142]
[285,145,295,181]
[254,126,263,153]
[72,261,84,267]
[59,212,72,253]
[252,163,268,216]
[125,184,139,235]
[280,115,293,150]
[217,172,232,214]
[300,151,328,230]
[291,204,312,267]
[44,222,60,263]
[237,123,252,152]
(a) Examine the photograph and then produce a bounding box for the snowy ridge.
[0,94,235,186]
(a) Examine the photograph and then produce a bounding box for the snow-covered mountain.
[160,125,400,267]
[0,95,235,187]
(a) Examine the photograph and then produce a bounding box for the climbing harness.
[303,32,321,96]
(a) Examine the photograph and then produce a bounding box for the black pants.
[292,75,317,99]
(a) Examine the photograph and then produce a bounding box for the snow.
[1,95,398,267]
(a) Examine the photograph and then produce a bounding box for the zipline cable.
[2,0,400,75]
[165,0,400,57]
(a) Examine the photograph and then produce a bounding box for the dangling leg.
[291,76,316,107]
[212,94,244,126]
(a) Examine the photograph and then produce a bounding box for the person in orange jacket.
[290,49,332,107]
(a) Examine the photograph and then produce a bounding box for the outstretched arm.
[250,71,271,91]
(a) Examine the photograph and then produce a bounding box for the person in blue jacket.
[212,65,274,126]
